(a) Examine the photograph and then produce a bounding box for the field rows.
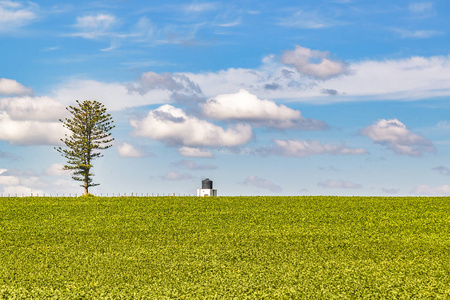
[1,196,449,299]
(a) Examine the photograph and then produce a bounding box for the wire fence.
[0,193,195,198]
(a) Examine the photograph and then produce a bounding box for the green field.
[1,196,449,299]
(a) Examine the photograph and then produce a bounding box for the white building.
[197,178,217,197]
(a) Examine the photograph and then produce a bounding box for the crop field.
[1,196,449,299]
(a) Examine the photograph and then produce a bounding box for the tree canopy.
[56,100,114,195]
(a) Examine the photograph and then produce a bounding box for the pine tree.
[56,100,115,196]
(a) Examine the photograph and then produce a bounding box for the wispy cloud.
[393,28,443,39]
[162,171,193,181]
[259,139,367,157]
[432,165,450,176]
[318,179,362,189]
[409,2,434,17]
[411,184,450,196]
[71,14,118,39]
[277,10,345,29]
[183,2,218,13]
[243,175,282,193]
[172,159,217,170]
[177,147,214,158]
[0,1,38,33]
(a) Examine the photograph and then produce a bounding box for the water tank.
[202,178,213,189]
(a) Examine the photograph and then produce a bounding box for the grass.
[1,196,449,299]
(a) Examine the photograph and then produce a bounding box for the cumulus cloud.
[0,111,66,145]
[117,143,143,158]
[45,163,68,177]
[360,119,435,156]
[0,1,37,33]
[53,78,168,111]
[243,175,282,193]
[177,147,213,158]
[161,171,193,181]
[172,159,217,170]
[281,45,349,80]
[411,184,450,196]
[264,139,367,157]
[0,78,33,96]
[71,14,118,39]
[0,173,20,186]
[0,94,70,145]
[130,104,252,147]
[432,165,450,176]
[318,179,362,189]
[0,96,65,121]
[2,185,44,196]
[185,54,450,103]
[200,89,327,130]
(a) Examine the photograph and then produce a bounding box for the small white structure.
[197,178,217,197]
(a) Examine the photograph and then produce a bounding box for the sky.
[1,0,450,196]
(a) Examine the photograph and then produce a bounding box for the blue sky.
[1,0,450,196]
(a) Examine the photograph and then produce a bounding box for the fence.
[0,193,195,198]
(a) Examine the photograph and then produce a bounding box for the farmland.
[1,196,449,299]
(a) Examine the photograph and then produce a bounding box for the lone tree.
[56,100,114,196]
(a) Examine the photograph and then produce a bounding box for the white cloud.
[45,163,69,177]
[243,175,282,193]
[172,159,217,170]
[411,184,450,196]
[277,10,343,29]
[0,78,33,95]
[162,171,193,181]
[117,142,142,158]
[409,2,434,16]
[187,53,450,103]
[2,185,44,196]
[130,104,252,147]
[0,111,66,145]
[0,174,20,186]
[200,89,326,130]
[53,78,168,111]
[72,14,117,39]
[360,119,435,156]
[318,179,362,189]
[268,139,367,157]
[0,96,65,121]
[409,2,433,12]
[177,147,214,158]
[393,28,442,39]
[281,45,349,80]
[184,3,218,13]
[0,1,37,33]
